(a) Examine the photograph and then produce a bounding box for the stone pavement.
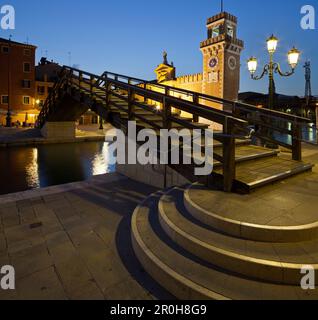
[0,173,173,300]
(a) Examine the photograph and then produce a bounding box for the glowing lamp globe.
[288,47,300,69]
[267,35,278,54]
[247,57,258,74]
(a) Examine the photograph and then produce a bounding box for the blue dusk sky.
[1,0,317,96]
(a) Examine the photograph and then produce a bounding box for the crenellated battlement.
[176,73,203,84]
[207,12,237,25]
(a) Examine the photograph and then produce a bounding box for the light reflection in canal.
[273,124,317,145]
[0,142,116,195]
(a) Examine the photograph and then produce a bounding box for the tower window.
[227,25,234,38]
[212,26,220,38]
[208,72,219,83]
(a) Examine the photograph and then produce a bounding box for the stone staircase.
[132,186,318,300]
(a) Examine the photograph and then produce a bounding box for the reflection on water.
[25,148,39,189]
[0,142,116,195]
[302,125,317,144]
[274,124,318,145]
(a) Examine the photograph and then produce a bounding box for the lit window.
[1,95,9,104]
[227,25,234,38]
[23,62,31,73]
[23,96,30,105]
[212,26,220,38]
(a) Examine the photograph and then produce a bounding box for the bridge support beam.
[41,122,76,140]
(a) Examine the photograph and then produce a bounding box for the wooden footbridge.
[36,66,314,193]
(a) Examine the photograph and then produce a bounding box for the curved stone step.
[131,192,318,300]
[159,187,318,285]
[184,184,318,243]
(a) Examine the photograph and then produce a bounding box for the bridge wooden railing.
[36,66,310,191]
[101,70,312,161]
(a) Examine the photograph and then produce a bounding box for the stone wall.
[41,122,76,140]
[116,138,190,189]
[117,163,190,190]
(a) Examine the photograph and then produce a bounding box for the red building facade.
[0,37,37,125]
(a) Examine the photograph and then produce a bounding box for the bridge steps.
[132,187,318,300]
[109,97,209,130]
[104,92,314,191]
[216,156,314,192]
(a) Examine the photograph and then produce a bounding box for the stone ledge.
[184,184,318,243]
[0,173,127,205]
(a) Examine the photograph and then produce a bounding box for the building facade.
[0,37,64,126]
[0,38,37,125]
[35,57,61,109]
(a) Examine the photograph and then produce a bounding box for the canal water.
[0,142,115,196]
[273,123,317,145]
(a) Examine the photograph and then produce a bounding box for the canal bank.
[0,124,112,148]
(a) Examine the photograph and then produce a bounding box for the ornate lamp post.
[247,35,300,110]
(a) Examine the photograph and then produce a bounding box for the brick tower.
[200,12,244,108]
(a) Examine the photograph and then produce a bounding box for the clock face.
[208,57,218,69]
[228,56,237,70]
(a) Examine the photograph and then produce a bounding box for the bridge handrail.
[37,65,308,192]
[64,66,305,158]
[36,68,70,128]
[97,70,311,124]
[65,66,249,128]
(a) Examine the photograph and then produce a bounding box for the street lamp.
[247,35,300,110]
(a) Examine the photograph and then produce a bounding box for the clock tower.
[200,12,244,109]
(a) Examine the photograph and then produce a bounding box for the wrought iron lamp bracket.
[273,63,295,77]
[251,64,270,80]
